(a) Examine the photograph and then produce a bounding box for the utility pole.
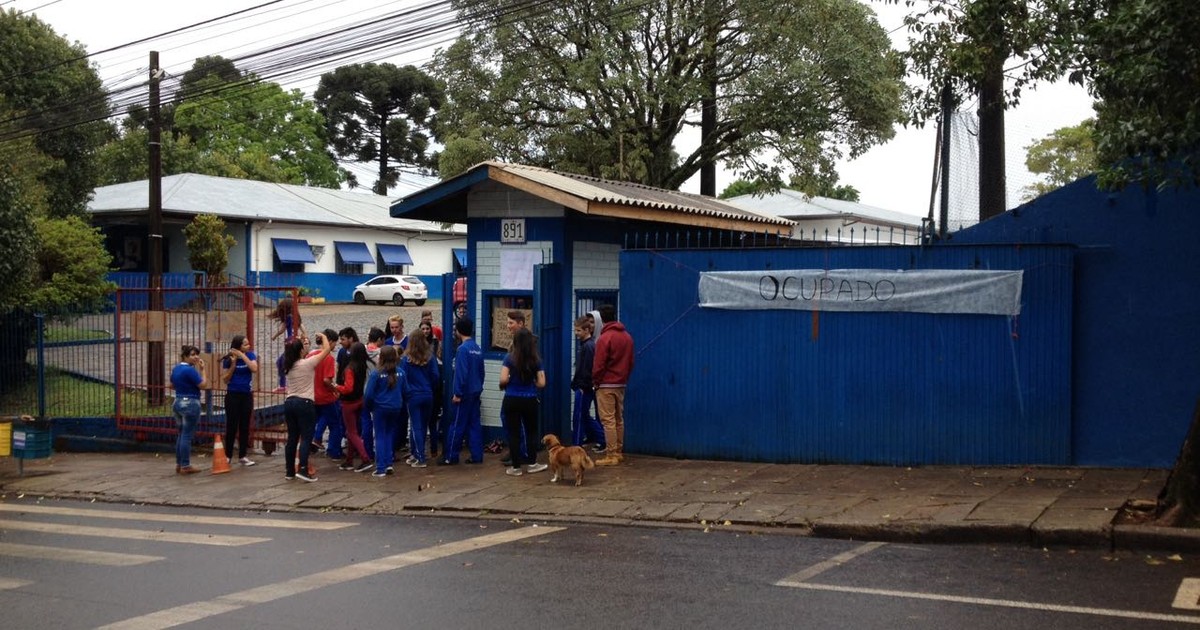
[698,0,718,197]
[147,51,165,406]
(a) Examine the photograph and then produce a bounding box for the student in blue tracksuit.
[364,345,407,477]
[442,317,484,465]
[401,330,439,468]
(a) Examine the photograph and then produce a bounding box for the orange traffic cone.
[211,435,232,475]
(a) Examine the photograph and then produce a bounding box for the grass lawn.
[0,368,171,417]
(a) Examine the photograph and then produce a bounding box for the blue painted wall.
[950,178,1200,467]
[620,245,1074,466]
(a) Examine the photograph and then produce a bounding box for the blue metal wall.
[951,178,1200,467]
[620,244,1074,466]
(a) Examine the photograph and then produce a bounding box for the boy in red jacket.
[592,304,633,465]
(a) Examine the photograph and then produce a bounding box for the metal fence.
[0,285,300,452]
[623,225,930,250]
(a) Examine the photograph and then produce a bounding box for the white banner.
[698,269,1023,315]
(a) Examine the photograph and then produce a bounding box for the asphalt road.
[1,498,1198,629]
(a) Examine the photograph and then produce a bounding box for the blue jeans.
[572,389,605,447]
[173,397,200,467]
[314,401,344,458]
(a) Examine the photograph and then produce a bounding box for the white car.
[352,275,427,306]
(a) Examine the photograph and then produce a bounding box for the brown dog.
[542,434,595,486]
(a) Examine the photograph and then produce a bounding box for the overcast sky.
[13,0,1094,217]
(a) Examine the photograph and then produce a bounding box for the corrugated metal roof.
[488,162,793,229]
[727,189,924,228]
[89,173,464,234]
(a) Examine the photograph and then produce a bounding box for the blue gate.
[619,244,1074,465]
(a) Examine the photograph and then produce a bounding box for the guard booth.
[391,162,793,444]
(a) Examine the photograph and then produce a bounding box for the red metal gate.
[114,286,298,451]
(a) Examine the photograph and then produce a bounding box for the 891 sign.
[501,218,526,244]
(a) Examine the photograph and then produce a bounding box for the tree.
[29,215,115,313]
[0,167,37,314]
[431,0,904,191]
[315,63,443,194]
[184,214,235,286]
[173,81,342,187]
[436,132,495,180]
[891,0,1078,219]
[1021,119,1096,201]
[1079,0,1200,190]
[0,9,114,216]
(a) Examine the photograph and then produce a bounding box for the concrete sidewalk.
[2,450,1196,552]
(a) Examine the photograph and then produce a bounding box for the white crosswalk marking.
[0,503,357,530]
[1174,578,1200,610]
[98,525,566,630]
[0,519,269,546]
[0,542,162,566]
[0,578,32,590]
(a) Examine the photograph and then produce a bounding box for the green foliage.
[0,9,114,216]
[30,215,115,312]
[183,214,235,286]
[432,0,904,190]
[1021,119,1097,200]
[437,133,495,179]
[315,63,443,194]
[1081,0,1200,189]
[892,0,1075,123]
[95,129,205,185]
[719,179,769,199]
[720,171,860,202]
[0,167,37,313]
[101,58,341,188]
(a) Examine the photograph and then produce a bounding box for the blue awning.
[334,241,374,265]
[272,238,315,264]
[452,248,468,270]
[377,243,413,265]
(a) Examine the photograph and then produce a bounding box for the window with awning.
[377,244,413,265]
[272,238,316,264]
[334,241,374,264]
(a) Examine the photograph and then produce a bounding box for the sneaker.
[592,445,607,454]
[177,466,201,475]
[239,457,256,467]
[437,459,456,466]
[310,441,324,452]
[385,466,395,475]
[524,463,548,474]
[410,461,427,469]
[371,471,387,478]
[355,462,375,473]
[338,461,355,471]
[295,472,317,482]
[272,386,288,394]
[505,467,524,477]
[285,474,296,481]
[405,455,418,465]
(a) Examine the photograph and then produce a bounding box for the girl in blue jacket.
[364,345,407,477]
[402,331,439,468]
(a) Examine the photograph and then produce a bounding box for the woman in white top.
[281,333,334,482]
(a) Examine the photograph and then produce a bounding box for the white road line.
[779,542,887,584]
[0,542,162,566]
[1175,578,1200,610]
[98,525,565,630]
[0,503,357,530]
[0,578,33,590]
[776,581,1200,625]
[0,519,269,547]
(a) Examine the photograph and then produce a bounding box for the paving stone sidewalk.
[2,450,1196,552]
